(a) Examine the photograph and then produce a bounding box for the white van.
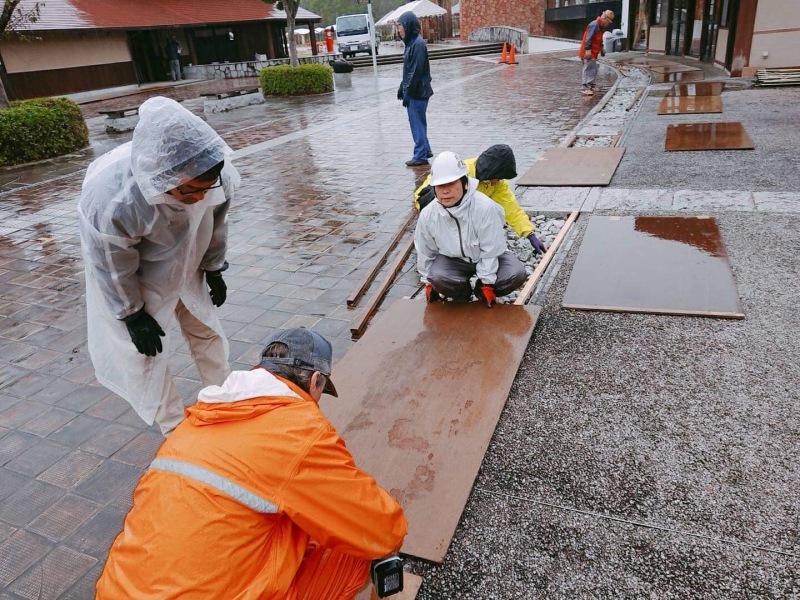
[336,13,379,58]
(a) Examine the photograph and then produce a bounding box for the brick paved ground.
[0,53,611,598]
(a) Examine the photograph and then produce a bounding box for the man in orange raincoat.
[96,327,407,599]
[578,9,614,96]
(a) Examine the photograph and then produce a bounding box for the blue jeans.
[169,59,181,81]
[406,97,431,161]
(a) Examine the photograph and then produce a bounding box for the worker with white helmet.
[414,151,528,307]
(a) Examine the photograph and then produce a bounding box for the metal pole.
[367,0,378,76]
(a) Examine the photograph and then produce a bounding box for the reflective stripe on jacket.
[414,157,534,237]
[96,369,407,599]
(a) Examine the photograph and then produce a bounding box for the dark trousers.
[428,252,527,300]
[406,97,431,161]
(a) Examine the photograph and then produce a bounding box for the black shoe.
[426,150,433,158]
[405,159,428,167]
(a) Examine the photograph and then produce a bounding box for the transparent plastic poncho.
[131,96,231,199]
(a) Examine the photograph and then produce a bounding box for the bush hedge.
[260,63,333,96]
[0,97,89,167]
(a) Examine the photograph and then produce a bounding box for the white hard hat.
[429,151,468,186]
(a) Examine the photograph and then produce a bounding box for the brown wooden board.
[666,81,724,96]
[356,572,423,600]
[515,211,578,305]
[653,70,705,83]
[620,56,672,67]
[665,121,754,151]
[649,64,703,74]
[320,299,542,562]
[657,95,723,115]
[562,216,744,318]
[516,147,626,186]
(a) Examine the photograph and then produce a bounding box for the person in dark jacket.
[165,36,182,82]
[578,9,614,96]
[396,12,434,167]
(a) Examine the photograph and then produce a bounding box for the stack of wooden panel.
[755,68,800,87]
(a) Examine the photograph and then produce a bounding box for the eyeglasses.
[175,178,222,195]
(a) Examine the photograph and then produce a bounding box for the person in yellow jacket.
[96,327,407,600]
[414,144,547,254]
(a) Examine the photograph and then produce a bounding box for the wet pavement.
[0,52,610,598]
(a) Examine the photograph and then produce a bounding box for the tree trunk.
[0,79,9,108]
[0,57,10,108]
[286,1,298,66]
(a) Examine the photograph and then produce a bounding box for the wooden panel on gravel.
[653,70,705,83]
[649,64,703,74]
[321,299,541,562]
[665,121,754,151]
[356,572,424,600]
[666,81,724,96]
[562,216,744,318]
[517,147,625,186]
[620,56,672,67]
[657,95,723,114]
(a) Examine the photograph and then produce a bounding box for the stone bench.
[202,87,265,113]
[99,106,140,133]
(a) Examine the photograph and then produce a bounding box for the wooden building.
[638,0,799,74]
[0,0,321,100]
[459,0,798,75]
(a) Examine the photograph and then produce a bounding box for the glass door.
[668,0,692,55]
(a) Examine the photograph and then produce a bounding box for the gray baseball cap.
[259,328,338,397]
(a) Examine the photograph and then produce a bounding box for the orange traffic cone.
[499,42,508,64]
[507,43,518,65]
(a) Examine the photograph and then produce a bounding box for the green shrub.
[0,97,89,167]
[260,63,333,96]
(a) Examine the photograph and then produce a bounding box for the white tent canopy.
[375,0,447,27]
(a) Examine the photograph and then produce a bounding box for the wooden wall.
[6,62,137,101]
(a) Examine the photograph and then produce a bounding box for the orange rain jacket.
[96,370,407,599]
[579,16,605,60]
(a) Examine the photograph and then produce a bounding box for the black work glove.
[205,268,227,307]
[527,233,547,255]
[397,86,404,100]
[122,308,165,357]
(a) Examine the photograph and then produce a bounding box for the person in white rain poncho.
[414,151,527,307]
[78,97,240,435]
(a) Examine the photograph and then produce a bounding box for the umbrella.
[375,0,447,27]
[294,27,310,35]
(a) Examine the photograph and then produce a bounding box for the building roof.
[13,0,321,31]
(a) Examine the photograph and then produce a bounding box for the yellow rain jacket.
[413,157,534,238]
[96,369,406,599]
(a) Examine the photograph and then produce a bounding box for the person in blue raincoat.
[396,11,434,167]
[78,97,239,435]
